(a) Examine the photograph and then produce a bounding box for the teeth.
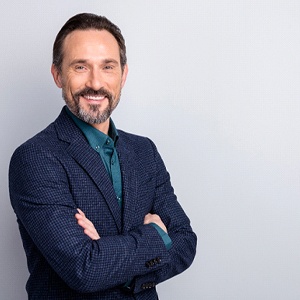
[84,95,105,100]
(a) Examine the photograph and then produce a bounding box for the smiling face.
[51,29,128,133]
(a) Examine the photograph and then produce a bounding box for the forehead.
[62,29,120,62]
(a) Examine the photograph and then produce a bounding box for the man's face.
[51,29,128,127]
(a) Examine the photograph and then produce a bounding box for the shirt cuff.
[150,223,172,250]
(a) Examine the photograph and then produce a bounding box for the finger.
[75,210,101,240]
[75,212,94,227]
[80,216,95,228]
[77,208,85,217]
[84,228,100,240]
[77,219,94,231]
[79,222,99,239]
[144,213,152,224]
[75,213,83,220]
[86,229,98,238]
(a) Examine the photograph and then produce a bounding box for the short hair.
[52,13,127,71]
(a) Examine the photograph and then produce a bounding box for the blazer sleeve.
[9,142,183,294]
[131,139,197,294]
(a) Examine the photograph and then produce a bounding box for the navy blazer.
[9,107,197,299]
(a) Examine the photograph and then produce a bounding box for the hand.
[75,209,100,240]
[144,213,168,233]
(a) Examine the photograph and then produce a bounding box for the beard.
[62,87,121,124]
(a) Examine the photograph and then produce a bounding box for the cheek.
[109,78,124,93]
[65,76,86,93]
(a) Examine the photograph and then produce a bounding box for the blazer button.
[141,283,147,289]
[154,257,161,264]
[141,282,156,289]
[150,260,155,266]
[145,260,155,268]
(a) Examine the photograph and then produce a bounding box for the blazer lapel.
[117,138,139,233]
[55,108,122,232]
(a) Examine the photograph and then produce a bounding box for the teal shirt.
[66,108,171,250]
[66,108,122,207]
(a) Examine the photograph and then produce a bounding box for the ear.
[121,64,128,88]
[51,64,63,88]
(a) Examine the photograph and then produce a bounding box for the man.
[9,13,197,299]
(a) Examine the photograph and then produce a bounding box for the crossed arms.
[9,136,197,294]
[76,209,168,241]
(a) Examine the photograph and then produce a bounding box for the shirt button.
[95,145,100,151]
[111,160,115,165]
[106,139,110,145]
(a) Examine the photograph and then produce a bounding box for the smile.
[83,95,106,101]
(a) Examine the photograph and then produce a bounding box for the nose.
[86,68,103,91]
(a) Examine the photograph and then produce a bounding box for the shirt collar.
[65,106,119,149]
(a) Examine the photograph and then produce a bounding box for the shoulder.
[116,130,166,173]
[117,130,158,153]
[9,124,59,180]
[10,109,74,169]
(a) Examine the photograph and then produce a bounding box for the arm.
[76,137,198,293]
[131,139,197,293]
[75,210,167,241]
[9,143,172,293]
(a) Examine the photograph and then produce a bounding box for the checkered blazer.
[9,107,197,299]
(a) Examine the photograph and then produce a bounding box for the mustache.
[73,87,113,101]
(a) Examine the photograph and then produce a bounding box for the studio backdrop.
[1,1,300,299]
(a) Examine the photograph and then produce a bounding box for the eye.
[75,65,87,72]
[104,65,113,70]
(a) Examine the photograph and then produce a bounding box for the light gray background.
[1,1,300,299]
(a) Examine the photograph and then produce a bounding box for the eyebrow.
[69,58,119,66]
[70,59,87,65]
